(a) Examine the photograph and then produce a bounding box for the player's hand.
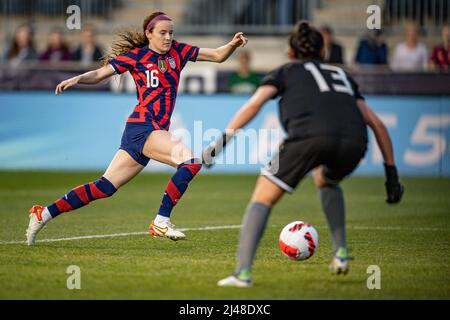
[202,132,233,169]
[55,76,79,95]
[384,163,404,204]
[201,146,215,169]
[230,32,248,48]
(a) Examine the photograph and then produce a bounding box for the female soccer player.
[26,11,248,245]
[204,21,403,287]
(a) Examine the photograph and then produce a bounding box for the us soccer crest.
[168,56,176,69]
[157,59,167,72]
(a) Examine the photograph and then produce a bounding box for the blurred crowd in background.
[313,23,449,71]
[1,0,449,93]
[1,24,103,68]
[2,22,449,94]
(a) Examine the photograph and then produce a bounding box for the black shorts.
[261,136,367,192]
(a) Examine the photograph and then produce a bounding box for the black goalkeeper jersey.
[261,60,368,143]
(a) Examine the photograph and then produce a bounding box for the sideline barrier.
[0,92,449,176]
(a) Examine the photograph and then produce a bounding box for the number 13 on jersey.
[304,62,354,96]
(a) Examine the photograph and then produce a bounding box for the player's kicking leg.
[147,156,201,241]
[218,176,285,287]
[26,150,143,245]
[26,205,47,245]
[142,130,202,241]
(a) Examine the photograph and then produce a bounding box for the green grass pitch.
[0,171,449,299]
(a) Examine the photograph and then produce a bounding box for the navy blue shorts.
[120,122,160,166]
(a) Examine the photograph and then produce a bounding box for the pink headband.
[145,14,172,31]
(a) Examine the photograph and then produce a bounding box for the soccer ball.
[279,221,319,261]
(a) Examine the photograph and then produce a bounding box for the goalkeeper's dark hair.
[289,21,324,60]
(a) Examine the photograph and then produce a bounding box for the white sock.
[154,214,170,225]
[41,207,53,224]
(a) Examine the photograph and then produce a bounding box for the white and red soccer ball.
[279,221,319,261]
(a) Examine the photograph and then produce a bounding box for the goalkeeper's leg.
[313,167,349,274]
[218,176,285,287]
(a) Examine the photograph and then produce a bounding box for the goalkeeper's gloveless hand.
[384,163,404,204]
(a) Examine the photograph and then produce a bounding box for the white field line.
[348,225,447,232]
[0,225,242,245]
[0,224,447,245]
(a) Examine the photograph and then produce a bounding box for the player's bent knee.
[313,167,341,189]
[251,197,275,208]
[312,168,327,188]
[251,191,279,208]
[250,176,285,207]
[315,179,327,189]
[317,179,340,189]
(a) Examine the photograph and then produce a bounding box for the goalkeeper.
[203,21,404,287]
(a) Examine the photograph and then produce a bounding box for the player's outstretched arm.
[202,85,277,167]
[55,65,116,95]
[356,99,404,204]
[196,32,248,63]
[357,99,394,164]
[226,85,277,132]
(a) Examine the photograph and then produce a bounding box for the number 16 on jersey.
[145,69,159,88]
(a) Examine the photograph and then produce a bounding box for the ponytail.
[102,11,167,66]
[289,21,324,60]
